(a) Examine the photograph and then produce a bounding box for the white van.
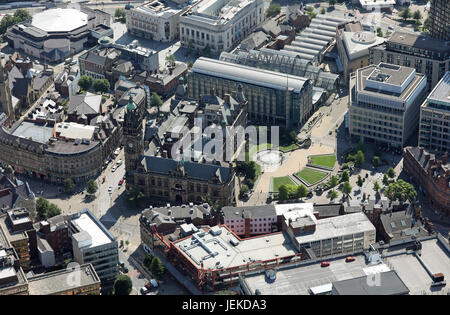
[116,159,123,166]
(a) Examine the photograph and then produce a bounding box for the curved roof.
[192,57,309,93]
[31,8,88,33]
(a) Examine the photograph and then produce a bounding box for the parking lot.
[243,255,373,295]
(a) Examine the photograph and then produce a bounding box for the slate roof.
[141,156,232,183]
[83,51,107,66]
[68,92,102,116]
[380,210,428,241]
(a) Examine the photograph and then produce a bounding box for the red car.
[345,256,356,262]
[118,179,124,186]
[321,261,330,267]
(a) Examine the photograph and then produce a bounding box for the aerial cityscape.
[0,0,449,298]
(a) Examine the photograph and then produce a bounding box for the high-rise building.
[348,63,428,150]
[418,71,450,154]
[428,0,450,41]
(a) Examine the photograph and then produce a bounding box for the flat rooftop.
[71,212,113,249]
[388,31,450,54]
[427,71,450,107]
[243,254,390,295]
[173,226,298,270]
[55,122,96,140]
[28,264,100,295]
[12,121,53,144]
[293,212,375,246]
[356,64,425,101]
[31,8,88,33]
[382,238,450,295]
[192,57,309,93]
[332,270,409,295]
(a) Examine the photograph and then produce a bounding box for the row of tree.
[0,9,31,36]
[78,75,110,94]
[36,197,62,220]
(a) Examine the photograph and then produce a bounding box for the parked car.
[111,166,117,172]
[116,159,123,166]
[118,179,124,186]
[140,287,149,295]
[321,261,330,267]
[108,186,113,193]
[145,279,159,289]
[345,256,356,262]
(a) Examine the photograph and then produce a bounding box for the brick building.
[403,146,450,215]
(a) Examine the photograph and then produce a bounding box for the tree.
[377,27,383,37]
[13,9,31,22]
[114,274,132,295]
[372,156,380,168]
[166,54,176,67]
[329,189,338,201]
[150,256,165,280]
[143,254,153,270]
[355,150,365,166]
[86,179,98,195]
[413,10,422,21]
[399,8,412,22]
[295,184,308,200]
[78,75,93,91]
[93,79,110,94]
[126,185,145,206]
[36,197,61,219]
[384,180,417,202]
[340,170,349,183]
[373,181,381,193]
[201,195,222,224]
[239,184,250,199]
[266,4,281,17]
[329,175,339,188]
[289,130,298,144]
[383,174,390,186]
[357,175,364,188]
[115,8,126,23]
[387,167,396,179]
[150,92,163,113]
[46,204,62,218]
[64,178,75,194]
[342,181,352,198]
[236,161,257,180]
[278,185,289,201]
[36,197,50,219]
[320,8,326,14]
[423,17,430,31]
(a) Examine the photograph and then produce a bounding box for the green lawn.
[279,143,298,152]
[272,176,296,192]
[309,154,336,169]
[296,167,328,185]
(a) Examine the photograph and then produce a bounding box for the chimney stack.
[419,147,424,155]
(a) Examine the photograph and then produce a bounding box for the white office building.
[68,209,119,289]
[348,63,428,149]
[180,0,265,53]
[126,0,192,42]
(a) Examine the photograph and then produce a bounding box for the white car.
[108,186,113,193]
[116,159,123,166]
[111,166,117,172]
[140,287,149,295]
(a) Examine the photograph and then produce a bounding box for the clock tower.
[123,96,143,187]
